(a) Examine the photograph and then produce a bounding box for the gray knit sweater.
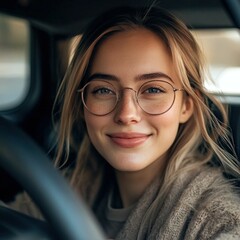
[114,167,240,239]
[5,167,240,239]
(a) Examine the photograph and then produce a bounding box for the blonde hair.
[55,5,239,218]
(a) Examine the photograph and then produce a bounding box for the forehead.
[93,28,170,61]
[89,28,179,85]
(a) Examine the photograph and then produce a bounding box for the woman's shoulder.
[184,166,240,218]
[191,166,240,206]
[168,166,240,211]
[182,167,240,239]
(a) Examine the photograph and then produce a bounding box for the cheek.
[84,111,109,145]
[152,105,183,143]
[155,105,182,128]
[84,111,98,137]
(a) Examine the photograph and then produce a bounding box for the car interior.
[0,0,239,239]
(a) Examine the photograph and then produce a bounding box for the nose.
[114,88,141,125]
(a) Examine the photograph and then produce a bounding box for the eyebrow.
[88,73,118,81]
[88,72,174,83]
[135,72,174,83]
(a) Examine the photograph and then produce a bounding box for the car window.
[192,29,240,96]
[0,14,29,110]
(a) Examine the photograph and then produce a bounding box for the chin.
[108,159,147,172]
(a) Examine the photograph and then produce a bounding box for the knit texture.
[5,167,240,239]
[115,167,240,239]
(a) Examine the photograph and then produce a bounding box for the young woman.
[10,6,240,239]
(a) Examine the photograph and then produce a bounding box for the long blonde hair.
[54,6,239,207]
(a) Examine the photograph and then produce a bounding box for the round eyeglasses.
[78,80,184,116]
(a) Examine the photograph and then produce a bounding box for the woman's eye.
[144,87,165,94]
[92,87,115,95]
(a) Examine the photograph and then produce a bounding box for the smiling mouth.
[107,133,150,148]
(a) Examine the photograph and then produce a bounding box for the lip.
[107,132,150,148]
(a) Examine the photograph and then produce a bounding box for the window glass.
[0,14,29,110]
[192,29,240,95]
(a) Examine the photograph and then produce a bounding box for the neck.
[115,157,166,208]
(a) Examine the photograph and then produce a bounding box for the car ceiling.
[0,0,239,35]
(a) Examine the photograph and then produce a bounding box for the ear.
[179,95,194,123]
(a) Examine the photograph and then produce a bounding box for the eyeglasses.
[78,80,184,116]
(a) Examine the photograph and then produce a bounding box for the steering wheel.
[0,116,105,240]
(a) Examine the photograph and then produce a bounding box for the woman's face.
[84,28,193,173]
